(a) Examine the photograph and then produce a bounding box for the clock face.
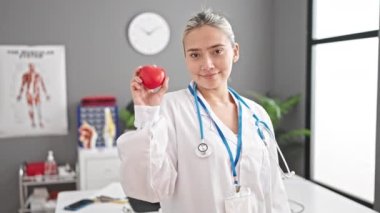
[128,12,170,55]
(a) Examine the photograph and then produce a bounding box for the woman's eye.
[190,53,199,58]
[214,48,224,55]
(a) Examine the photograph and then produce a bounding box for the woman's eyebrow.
[186,44,225,52]
[207,44,225,49]
[186,48,200,52]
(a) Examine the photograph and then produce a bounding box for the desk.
[55,183,159,213]
[56,177,378,213]
[284,176,378,213]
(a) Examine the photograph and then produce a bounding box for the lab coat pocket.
[224,188,258,213]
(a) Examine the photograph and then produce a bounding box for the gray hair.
[182,9,236,47]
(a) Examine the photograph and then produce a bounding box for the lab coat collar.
[186,82,252,145]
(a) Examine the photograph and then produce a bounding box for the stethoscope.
[188,83,295,190]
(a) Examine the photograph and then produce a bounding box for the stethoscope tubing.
[190,84,243,183]
[229,86,295,178]
[189,83,294,179]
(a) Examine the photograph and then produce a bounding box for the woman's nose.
[200,55,215,71]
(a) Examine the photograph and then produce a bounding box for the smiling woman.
[183,25,239,94]
[118,8,291,213]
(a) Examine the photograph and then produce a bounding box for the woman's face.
[183,25,239,90]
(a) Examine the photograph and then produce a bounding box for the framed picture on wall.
[0,45,68,138]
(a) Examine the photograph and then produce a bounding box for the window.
[308,0,379,205]
[314,0,379,39]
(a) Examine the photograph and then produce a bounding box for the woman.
[117,9,291,213]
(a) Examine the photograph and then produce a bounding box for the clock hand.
[146,26,162,35]
[139,27,150,35]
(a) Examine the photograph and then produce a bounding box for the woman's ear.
[233,43,240,63]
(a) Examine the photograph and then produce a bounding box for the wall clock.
[128,12,170,55]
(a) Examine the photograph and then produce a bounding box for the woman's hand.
[130,66,169,106]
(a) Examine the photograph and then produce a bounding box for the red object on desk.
[25,162,45,176]
[81,96,116,106]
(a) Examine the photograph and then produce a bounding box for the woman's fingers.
[132,76,142,84]
[157,76,169,96]
[130,66,143,91]
[133,66,142,76]
[131,81,143,91]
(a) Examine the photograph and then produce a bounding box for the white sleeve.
[256,105,291,213]
[117,105,177,203]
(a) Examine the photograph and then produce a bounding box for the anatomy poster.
[0,46,68,138]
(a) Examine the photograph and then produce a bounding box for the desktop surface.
[284,176,378,213]
[56,177,378,213]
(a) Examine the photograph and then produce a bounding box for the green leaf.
[261,98,281,128]
[119,108,135,129]
[279,95,301,115]
[126,100,134,113]
[277,128,311,144]
[247,91,281,128]
[126,114,135,129]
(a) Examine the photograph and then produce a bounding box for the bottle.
[44,150,58,176]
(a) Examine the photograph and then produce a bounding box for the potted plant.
[119,100,135,131]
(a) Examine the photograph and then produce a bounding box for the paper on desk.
[90,182,126,199]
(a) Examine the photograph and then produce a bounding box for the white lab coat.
[117,87,290,213]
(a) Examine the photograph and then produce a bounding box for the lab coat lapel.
[194,90,238,144]
[186,88,213,130]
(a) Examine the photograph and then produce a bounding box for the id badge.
[224,187,257,213]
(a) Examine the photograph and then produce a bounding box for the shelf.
[22,177,76,186]
[22,175,77,186]
[19,165,78,213]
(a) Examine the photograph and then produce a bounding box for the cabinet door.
[84,157,121,190]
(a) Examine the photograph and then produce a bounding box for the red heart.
[138,65,166,89]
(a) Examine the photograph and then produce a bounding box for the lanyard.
[188,84,243,190]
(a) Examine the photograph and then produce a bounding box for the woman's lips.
[201,73,219,79]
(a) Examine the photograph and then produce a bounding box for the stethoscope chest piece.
[195,142,212,158]
[198,143,208,152]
